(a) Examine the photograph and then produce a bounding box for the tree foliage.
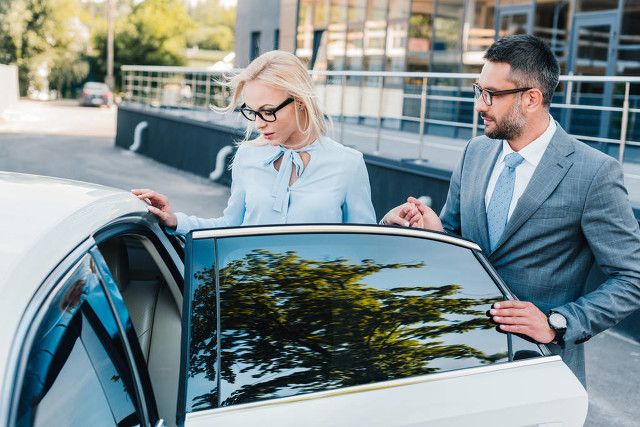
[186,0,235,51]
[0,0,90,96]
[189,249,502,409]
[90,0,194,88]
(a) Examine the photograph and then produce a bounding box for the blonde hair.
[215,51,329,145]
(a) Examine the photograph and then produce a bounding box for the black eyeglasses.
[239,97,295,122]
[473,83,531,106]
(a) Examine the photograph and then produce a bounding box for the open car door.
[178,225,587,427]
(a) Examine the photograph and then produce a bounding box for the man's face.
[475,61,527,141]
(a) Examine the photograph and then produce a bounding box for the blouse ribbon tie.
[263,146,310,213]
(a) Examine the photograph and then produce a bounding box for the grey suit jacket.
[441,123,640,386]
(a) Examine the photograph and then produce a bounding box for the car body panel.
[0,172,148,392]
[185,357,587,427]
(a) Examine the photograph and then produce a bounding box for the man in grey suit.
[382,34,640,387]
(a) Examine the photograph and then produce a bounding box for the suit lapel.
[470,139,501,253]
[492,125,575,253]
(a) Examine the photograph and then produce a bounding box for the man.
[382,34,640,387]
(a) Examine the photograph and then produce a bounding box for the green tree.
[91,0,194,88]
[189,249,503,409]
[186,0,235,52]
[0,0,90,96]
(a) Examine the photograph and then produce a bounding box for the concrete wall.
[0,64,19,113]
[115,106,640,342]
[234,0,282,67]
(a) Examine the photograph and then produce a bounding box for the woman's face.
[243,80,307,148]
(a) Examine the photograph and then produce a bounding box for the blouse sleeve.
[168,150,246,235]
[342,154,376,224]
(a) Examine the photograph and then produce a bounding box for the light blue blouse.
[171,136,376,234]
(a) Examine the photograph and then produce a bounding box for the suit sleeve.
[553,157,640,344]
[439,141,468,236]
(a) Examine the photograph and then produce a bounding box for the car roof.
[0,172,148,387]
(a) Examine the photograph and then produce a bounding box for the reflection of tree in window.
[189,250,503,408]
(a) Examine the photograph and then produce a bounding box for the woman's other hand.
[131,189,178,229]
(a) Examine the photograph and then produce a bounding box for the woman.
[133,51,375,233]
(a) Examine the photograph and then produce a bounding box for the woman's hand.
[131,189,178,229]
[381,196,444,232]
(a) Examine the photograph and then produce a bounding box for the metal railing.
[121,65,640,165]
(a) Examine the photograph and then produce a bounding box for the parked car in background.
[80,82,113,107]
[0,172,588,427]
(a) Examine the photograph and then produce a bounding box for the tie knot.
[504,152,524,169]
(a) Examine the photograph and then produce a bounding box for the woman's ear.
[296,100,305,111]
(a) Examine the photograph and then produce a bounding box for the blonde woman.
[133,51,376,233]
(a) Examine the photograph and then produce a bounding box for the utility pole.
[106,0,114,89]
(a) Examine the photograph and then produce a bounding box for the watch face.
[549,312,567,329]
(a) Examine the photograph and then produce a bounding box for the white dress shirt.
[485,116,557,220]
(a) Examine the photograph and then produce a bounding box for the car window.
[183,230,542,413]
[15,254,144,427]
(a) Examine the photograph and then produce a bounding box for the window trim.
[191,224,482,251]
[91,247,156,425]
[3,238,95,426]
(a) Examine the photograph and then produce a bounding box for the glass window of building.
[389,0,411,20]
[331,0,348,24]
[349,0,367,23]
[576,0,618,13]
[296,0,314,66]
[368,0,388,21]
[407,0,433,72]
[432,0,464,72]
[315,0,331,26]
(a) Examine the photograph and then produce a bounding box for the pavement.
[1,99,640,425]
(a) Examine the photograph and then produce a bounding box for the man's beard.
[483,101,526,141]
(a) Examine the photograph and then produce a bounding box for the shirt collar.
[499,115,556,167]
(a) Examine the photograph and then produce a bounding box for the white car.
[0,172,587,427]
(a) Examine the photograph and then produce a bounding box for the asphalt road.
[1,99,639,426]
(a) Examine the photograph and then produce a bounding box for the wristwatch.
[547,311,567,344]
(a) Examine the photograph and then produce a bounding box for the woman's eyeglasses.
[239,97,295,122]
[473,83,531,106]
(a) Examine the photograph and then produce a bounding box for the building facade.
[293,0,639,77]
[235,0,640,144]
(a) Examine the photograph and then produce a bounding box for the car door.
[178,225,587,427]
[8,248,158,427]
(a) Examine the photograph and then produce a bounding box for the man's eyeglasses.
[473,83,531,106]
[239,97,295,122]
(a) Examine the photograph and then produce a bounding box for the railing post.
[340,74,346,144]
[205,71,211,109]
[417,77,428,162]
[375,75,384,155]
[619,81,630,164]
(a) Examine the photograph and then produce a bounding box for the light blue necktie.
[487,152,524,251]
[264,145,312,213]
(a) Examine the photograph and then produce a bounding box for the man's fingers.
[493,300,532,309]
[490,307,529,318]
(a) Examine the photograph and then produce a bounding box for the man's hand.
[131,189,178,229]
[380,197,444,231]
[488,300,556,344]
[404,196,444,231]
